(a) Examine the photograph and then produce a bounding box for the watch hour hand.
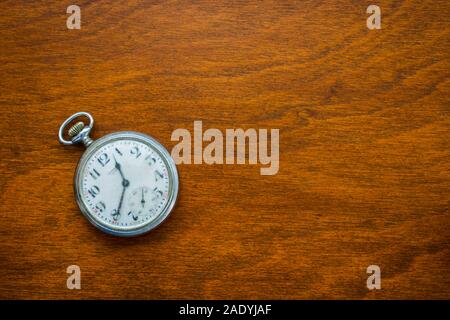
[112,154,130,186]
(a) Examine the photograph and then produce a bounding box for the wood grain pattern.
[0,0,449,299]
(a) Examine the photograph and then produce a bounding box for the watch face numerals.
[111,209,121,221]
[88,185,100,198]
[115,147,123,156]
[98,153,110,167]
[95,201,106,213]
[79,136,173,233]
[89,168,101,180]
[152,187,163,201]
[154,170,164,182]
[145,154,156,166]
[128,211,139,221]
[130,146,142,159]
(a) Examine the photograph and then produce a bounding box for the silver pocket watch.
[58,112,179,237]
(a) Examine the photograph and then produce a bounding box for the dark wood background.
[0,0,448,299]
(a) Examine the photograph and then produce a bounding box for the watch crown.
[68,121,85,137]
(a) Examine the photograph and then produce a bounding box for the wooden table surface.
[0,0,449,299]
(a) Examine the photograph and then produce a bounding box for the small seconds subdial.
[80,138,170,230]
[128,186,162,221]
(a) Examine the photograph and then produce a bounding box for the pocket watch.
[58,112,179,237]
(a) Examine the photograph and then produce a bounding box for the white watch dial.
[79,138,172,231]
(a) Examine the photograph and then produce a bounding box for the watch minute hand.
[115,185,126,218]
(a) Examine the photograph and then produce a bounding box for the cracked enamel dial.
[74,132,178,236]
